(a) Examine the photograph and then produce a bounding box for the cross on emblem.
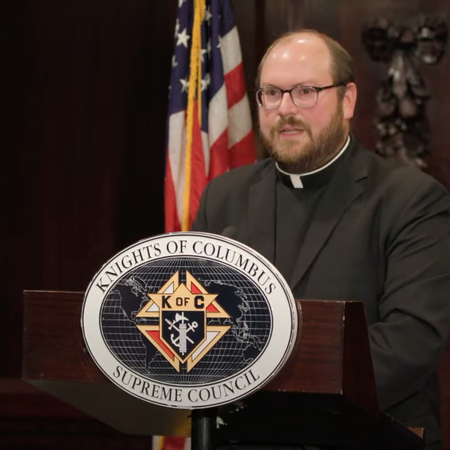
[136,270,231,372]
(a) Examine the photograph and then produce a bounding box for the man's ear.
[342,82,357,120]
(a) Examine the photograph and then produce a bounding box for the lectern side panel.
[343,301,380,415]
[266,300,344,394]
[23,291,105,382]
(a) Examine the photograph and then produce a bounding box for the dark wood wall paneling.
[1,0,177,378]
[1,0,450,448]
[0,0,178,448]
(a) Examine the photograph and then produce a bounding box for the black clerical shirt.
[274,137,351,283]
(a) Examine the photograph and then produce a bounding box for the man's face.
[258,34,350,173]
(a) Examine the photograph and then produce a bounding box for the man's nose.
[277,91,298,116]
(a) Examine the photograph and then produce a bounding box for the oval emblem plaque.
[82,232,299,409]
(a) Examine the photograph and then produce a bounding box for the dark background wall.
[1,0,449,448]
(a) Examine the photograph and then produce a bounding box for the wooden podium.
[22,291,424,449]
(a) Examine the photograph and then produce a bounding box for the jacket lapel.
[247,162,277,264]
[289,142,369,291]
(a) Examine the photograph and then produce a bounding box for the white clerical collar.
[275,136,351,188]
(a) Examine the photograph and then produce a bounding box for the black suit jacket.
[192,138,450,444]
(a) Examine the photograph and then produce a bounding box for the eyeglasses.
[255,83,347,109]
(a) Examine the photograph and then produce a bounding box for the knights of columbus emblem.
[136,271,231,372]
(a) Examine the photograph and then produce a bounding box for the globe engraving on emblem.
[100,258,272,384]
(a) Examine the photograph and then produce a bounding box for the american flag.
[164,0,256,232]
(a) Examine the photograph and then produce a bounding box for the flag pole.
[182,0,206,231]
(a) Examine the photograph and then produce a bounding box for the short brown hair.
[255,30,355,100]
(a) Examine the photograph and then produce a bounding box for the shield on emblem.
[162,310,205,361]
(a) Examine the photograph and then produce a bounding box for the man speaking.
[192,30,450,449]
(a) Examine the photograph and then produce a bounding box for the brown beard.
[260,105,347,173]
